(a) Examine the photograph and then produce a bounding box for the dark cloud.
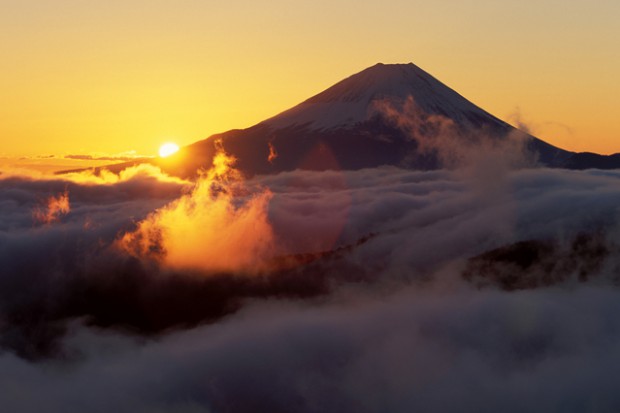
[4,287,620,412]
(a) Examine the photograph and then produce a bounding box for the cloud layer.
[2,160,620,412]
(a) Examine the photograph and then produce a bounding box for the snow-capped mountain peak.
[263,63,493,130]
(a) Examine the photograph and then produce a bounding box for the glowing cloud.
[33,190,70,224]
[119,144,276,273]
[268,141,278,164]
[63,163,191,186]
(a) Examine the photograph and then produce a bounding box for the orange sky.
[1,0,619,159]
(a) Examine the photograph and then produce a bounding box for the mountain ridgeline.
[122,63,620,176]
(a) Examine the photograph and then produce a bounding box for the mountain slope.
[182,63,564,176]
[264,63,498,130]
[94,63,620,177]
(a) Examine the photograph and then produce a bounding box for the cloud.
[32,189,70,225]
[506,106,534,135]
[119,149,277,273]
[506,108,575,142]
[4,286,620,412]
[268,141,278,164]
[64,152,149,162]
[2,154,620,411]
[374,96,537,172]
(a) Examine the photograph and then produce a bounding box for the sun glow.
[120,144,276,273]
[159,143,180,158]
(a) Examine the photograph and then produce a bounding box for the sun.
[159,142,180,158]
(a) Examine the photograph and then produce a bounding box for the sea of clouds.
[2,157,620,412]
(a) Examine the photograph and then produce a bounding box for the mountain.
[88,63,620,177]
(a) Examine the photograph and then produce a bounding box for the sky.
[1,0,619,158]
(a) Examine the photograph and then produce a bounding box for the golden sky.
[1,0,619,158]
